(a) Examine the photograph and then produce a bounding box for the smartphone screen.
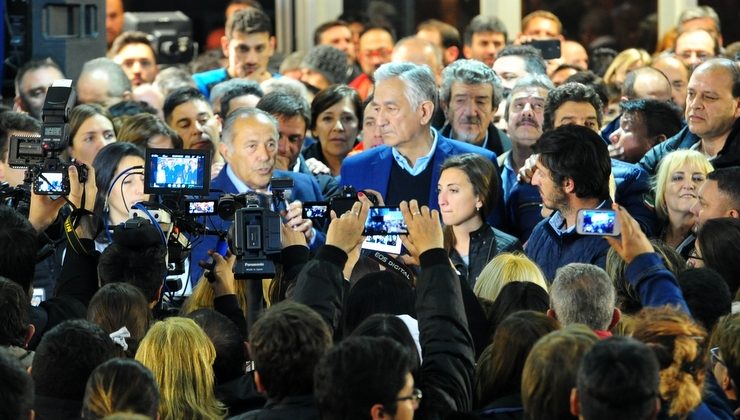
[302,201,329,220]
[363,206,408,236]
[576,209,620,236]
[524,38,561,59]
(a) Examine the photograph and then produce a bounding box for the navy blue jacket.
[339,130,505,228]
[188,166,324,285]
[525,200,612,282]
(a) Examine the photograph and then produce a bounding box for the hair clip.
[109,326,131,351]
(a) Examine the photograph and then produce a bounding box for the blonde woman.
[653,150,713,257]
[473,252,548,304]
[603,48,652,90]
[135,317,226,420]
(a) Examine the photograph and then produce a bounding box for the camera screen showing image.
[34,171,67,195]
[302,202,328,220]
[187,199,217,215]
[363,207,408,236]
[145,149,211,196]
[361,234,402,254]
[577,209,620,236]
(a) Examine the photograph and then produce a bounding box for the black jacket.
[231,395,318,420]
[449,223,522,288]
[292,246,475,418]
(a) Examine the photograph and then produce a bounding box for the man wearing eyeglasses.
[349,26,395,100]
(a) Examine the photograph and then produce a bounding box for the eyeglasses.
[396,388,423,404]
[710,347,725,367]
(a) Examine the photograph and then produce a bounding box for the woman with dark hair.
[485,282,550,337]
[82,358,159,419]
[116,113,183,149]
[92,142,149,246]
[305,84,362,176]
[693,217,740,299]
[87,283,152,358]
[438,153,521,287]
[340,271,415,338]
[67,104,117,166]
[475,311,559,417]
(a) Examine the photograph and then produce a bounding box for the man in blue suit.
[340,62,503,226]
[189,108,324,285]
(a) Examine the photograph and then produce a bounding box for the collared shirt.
[479,131,489,150]
[502,152,518,203]
[391,128,438,175]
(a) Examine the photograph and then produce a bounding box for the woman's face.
[108,155,149,225]
[70,114,116,166]
[314,97,359,159]
[664,163,707,218]
[437,167,482,227]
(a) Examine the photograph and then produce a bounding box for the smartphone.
[576,209,620,236]
[363,206,408,236]
[302,201,329,220]
[524,38,561,60]
[186,199,217,215]
[361,234,403,254]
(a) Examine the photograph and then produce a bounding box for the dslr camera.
[8,79,87,195]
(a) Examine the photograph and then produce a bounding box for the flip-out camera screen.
[144,148,211,196]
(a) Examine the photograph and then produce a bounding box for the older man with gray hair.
[438,59,511,156]
[340,62,502,225]
[76,57,132,108]
[548,263,620,338]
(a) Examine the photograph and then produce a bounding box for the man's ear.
[462,45,472,60]
[570,388,581,417]
[728,208,739,219]
[221,36,230,58]
[419,100,435,126]
[370,403,390,420]
[254,370,266,394]
[220,142,232,164]
[24,324,35,348]
[561,177,575,194]
[269,36,277,56]
[607,308,621,330]
[547,308,558,319]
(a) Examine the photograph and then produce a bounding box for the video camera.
[7,80,88,197]
[216,178,293,280]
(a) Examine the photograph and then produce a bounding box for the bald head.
[562,41,588,70]
[392,36,443,84]
[652,55,689,111]
[622,67,672,102]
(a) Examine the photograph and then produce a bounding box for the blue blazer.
[339,132,504,227]
[189,166,325,285]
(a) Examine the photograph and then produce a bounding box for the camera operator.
[189,107,325,286]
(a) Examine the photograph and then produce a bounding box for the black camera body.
[230,193,283,279]
[302,185,379,221]
[7,80,87,196]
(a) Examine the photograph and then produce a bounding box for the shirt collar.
[226,164,272,194]
[390,128,438,176]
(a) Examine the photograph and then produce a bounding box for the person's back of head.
[0,347,33,420]
[32,319,117,401]
[696,217,740,297]
[534,124,612,201]
[0,206,37,294]
[341,271,416,337]
[187,308,246,384]
[250,301,331,401]
[476,310,560,407]
[574,336,660,420]
[98,241,167,305]
[87,282,151,358]
[315,335,414,420]
[0,277,32,349]
[474,252,549,304]
[550,263,617,331]
[487,281,550,334]
[564,71,609,110]
[522,324,599,419]
[82,358,159,419]
[135,316,226,420]
[350,313,421,373]
[632,306,707,418]
[677,268,731,331]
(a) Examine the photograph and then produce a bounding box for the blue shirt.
[391,129,439,175]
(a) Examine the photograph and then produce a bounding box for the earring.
[475,204,481,212]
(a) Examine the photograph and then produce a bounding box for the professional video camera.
[0,182,31,215]
[216,177,294,280]
[7,79,88,197]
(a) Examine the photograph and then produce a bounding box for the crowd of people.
[1,0,740,419]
